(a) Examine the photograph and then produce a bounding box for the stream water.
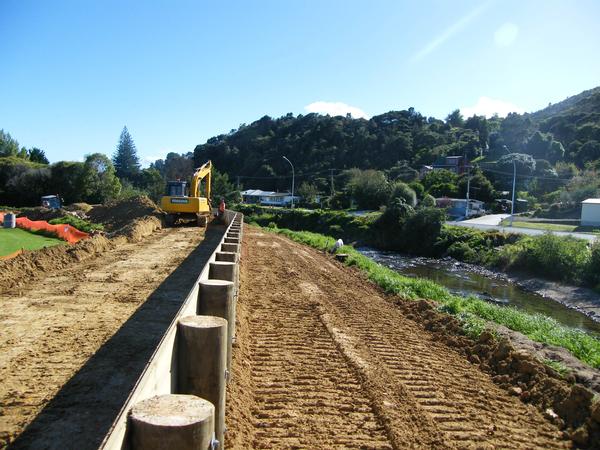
[358,248,600,336]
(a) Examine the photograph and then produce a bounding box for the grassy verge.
[263,225,600,369]
[501,220,579,232]
[0,228,64,256]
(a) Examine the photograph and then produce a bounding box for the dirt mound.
[0,217,162,293]
[88,196,163,231]
[63,202,93,213]
[17,207,67,221]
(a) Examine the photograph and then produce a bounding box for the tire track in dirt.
[0,226,209,448]
[227,232,394,449]
[227,228,569,449]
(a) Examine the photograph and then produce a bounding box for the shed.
[581,198,600,226]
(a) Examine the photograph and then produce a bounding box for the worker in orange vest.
[218,198,226,223]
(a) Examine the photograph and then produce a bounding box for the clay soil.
[0,225,215,449]
[226,227,571,449]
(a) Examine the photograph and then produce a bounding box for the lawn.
[500,219,578,232]
[0,228,64,256]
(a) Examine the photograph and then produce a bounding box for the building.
[435,197,486,218]
[241,189,300,207]
[581,198,600,226]
[432,155,468,175]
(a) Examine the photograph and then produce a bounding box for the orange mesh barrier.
[0,249,23,260]
[15,217,89,244]
[0,212,4,222]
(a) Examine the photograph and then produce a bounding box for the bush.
[420,194,436,208]
[496,234,591,283]
[48,215,104,233]
[401,207,446,255]
[389,182,417,207]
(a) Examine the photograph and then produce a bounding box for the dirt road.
[226,228,568,449]
[0,226,222,449]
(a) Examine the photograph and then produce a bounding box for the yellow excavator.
[160,160,212,226]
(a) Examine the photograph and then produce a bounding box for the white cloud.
[411,2,491,62]
[304,101,369,119]
[461,96,525,118]
[494,22,519,47]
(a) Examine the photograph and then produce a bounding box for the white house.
[435,197,486,218]
[581,198,600,226]
[241,189,300,207]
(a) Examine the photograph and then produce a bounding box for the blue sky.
[1,0,599,165]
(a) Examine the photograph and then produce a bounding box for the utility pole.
[510,160,516,226]
[465,165,471,219]
[282,156,295,209]
[502,146,517,227]
[236,176,240,191]
[330,168,335,197]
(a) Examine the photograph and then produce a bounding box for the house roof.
[241,189,276,196]
[241,189,292,197]
[582,198,600,205]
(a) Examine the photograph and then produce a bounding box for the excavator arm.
[189,160,212,206]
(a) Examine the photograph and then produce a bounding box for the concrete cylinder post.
[209,261,237,287]
[177,316,227,449]
[215,251,238,263]
[130,394,215,450]
[197,280,235,370]
[221,243,240,254]
[227,232,240,238]
[224,237,240,244]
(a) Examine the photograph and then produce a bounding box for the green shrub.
[389,182,417,207]
[48,215,104,233]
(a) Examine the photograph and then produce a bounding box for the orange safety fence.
[13,217,89,244]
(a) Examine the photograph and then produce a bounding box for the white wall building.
[581,198,600,226]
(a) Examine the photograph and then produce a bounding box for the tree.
[112,126,140,181]
[297,182,319,206]
[347,169,391,209]
[28,147,49,164]
[458,169,495,203]
[389,181,417,207]
[0,130,20,157]
[138,167,165,202]
[446,109,464,128]
[421,169,458,191]
[82,153,121,203]
[50,161,85,203]
[211,168,238,204]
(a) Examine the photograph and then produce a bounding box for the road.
[226,227,568,449]
[449,215,598,242]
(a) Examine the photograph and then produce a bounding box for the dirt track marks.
[227,228,568,449]
[0,227,206,448]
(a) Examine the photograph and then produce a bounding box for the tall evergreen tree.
[112,126,140,181]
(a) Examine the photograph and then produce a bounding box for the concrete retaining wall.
[100,211,242,450]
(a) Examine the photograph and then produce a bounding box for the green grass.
[267,226,600,369]
[500,219,600,234]
[500,220,578,232]
[48,216,104,233]
[0,228,64,256]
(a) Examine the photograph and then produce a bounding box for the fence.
[100,210,243,450]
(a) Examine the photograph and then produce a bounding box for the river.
[358,248,600,336]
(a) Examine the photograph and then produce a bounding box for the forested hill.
[193,87,600,192]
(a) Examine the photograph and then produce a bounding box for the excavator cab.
[166,181,187,197]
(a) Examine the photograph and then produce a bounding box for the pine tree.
[112,126,140,181]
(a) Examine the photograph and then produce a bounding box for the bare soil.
[0,225,216,449]
[226,227,574,449]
